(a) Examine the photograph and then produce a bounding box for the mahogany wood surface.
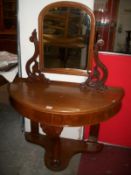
[9,78,124,127]
[9,78,124,171]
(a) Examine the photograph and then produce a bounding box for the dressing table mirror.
[38,1,95,74]
[9,1,124,172]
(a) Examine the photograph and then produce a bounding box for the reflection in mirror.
[43,7,90,69]
[94,0,131,54]
[38,2,95,75]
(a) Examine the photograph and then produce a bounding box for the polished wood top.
[9,78,124,126]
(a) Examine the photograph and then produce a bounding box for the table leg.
[40,123,63,170]
[86,124,104,152]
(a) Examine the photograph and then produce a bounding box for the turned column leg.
[40,123,63,170]
[86,124,103,152]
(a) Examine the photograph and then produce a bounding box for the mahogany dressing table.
[9,1,124,171]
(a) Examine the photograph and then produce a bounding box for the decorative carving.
[81,39,108,90]
[25,29,49,83]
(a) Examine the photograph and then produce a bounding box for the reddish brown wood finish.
[8,2,124,171]
[9,78,124,126]
[9,78,124,171]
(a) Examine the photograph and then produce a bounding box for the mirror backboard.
[38,1,95,75]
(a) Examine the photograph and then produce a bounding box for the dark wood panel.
[0,33,17,54]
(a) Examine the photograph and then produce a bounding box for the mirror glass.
[38,2,95,74]
[43,7,90,69]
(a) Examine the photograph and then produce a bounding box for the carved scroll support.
[81,39,108,90]
[25,29,49,83]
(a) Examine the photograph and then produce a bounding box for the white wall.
[114,0,131,52]
[18,0,94,139]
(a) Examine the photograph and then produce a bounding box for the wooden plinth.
[25,131,103,171]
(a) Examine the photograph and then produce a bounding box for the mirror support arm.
[25,29,49,83]
[81,39,108,90]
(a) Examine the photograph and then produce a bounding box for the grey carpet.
[0,103,80,175]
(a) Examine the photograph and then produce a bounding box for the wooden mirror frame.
[26,1,108,90]
[38,1,95,76]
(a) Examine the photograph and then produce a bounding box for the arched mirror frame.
[38,1,96,76]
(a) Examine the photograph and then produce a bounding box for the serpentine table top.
[9,78,124,127]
